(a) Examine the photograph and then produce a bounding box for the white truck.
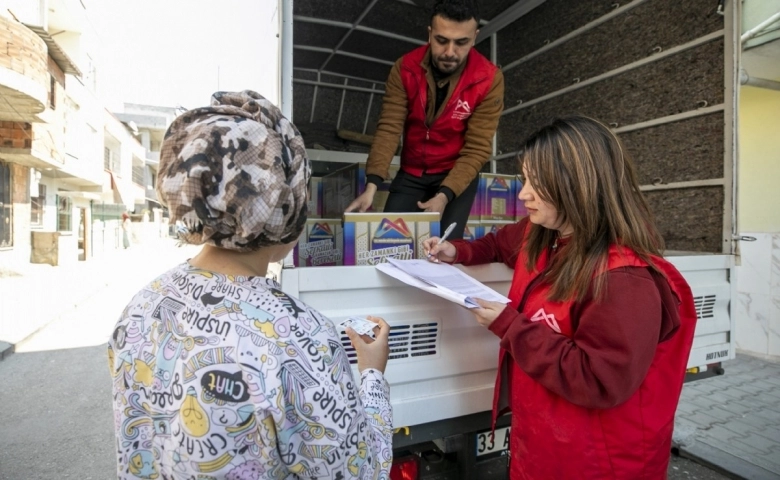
[278,0,740,476]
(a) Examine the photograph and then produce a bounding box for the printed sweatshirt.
[108,262,392,480]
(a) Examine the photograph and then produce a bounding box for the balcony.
[0,17,49,122]
[0,120,102,186]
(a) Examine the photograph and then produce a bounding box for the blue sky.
[95,0,280,110]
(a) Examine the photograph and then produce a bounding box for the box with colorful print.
[480,173,516,221]
[307,177,322,218]
[293,219,343,267]
[343,212,440,265]
[514,175,528,220]
[475,220,514,240]
[469,182,482,221]
[321,162,399,217]
[462,221,480,242]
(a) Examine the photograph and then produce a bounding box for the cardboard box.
[462,221,481,242]
[321,162,399,217]
[293,218,343,267]
[307,177,322,218]
[469,182,482,221]
[475,220,514,240]
[514,175,528,220]
[479,173,516,221]
[343,212,440,265]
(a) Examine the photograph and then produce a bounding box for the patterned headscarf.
[157,90,310,252]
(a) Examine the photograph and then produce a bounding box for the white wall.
[2,0,46,26]
[735,85,780,358]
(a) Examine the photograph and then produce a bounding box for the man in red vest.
[345,0,504,240]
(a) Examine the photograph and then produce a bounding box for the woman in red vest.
[424,115,697,479]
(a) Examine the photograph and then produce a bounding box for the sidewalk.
[0,238,199,359]
[674,354,780,480]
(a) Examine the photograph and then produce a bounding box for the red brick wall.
[0,16,48,91]
[0,121,33,149]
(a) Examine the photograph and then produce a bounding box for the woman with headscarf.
[121,212,131,249]
[424,115,697,479]
[108,91,393,480]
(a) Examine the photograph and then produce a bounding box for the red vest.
[399,45,498,175]
[494,228,697,479]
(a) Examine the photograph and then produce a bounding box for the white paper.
[378,258,511,308]
[339,317,376,338]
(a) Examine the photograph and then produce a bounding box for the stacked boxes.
[455,173,531,241]
[307,177,323,218]
[475,221,512,240]
[293,170,530,269]
[462,221,480,241]
[321,162,399,217]
[514,176,528,219]
[293,219,343,267]
[479,173,516,221]
[469,173,526,222]
[343,212,440,265]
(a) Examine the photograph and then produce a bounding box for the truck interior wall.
[644,187,725,252]
[500,0,724,102]
[497,40,725,147]
[495,0,728,253]
[620,113,725,185]
[292,71,316,126]
[340,79,380,135]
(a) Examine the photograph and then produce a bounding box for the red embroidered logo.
[452,99,471,120]
[530,308,562,333]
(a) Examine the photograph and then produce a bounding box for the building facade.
[0,0,166,271]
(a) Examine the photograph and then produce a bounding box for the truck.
[277,0,740,477]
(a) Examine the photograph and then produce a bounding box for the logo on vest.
[530,308,562,333]
[452,99,471,120]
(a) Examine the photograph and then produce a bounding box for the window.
[104,147,120,172]
[49,75,57,109]
[31,183,46,226]
[0,162,11,247]
[57,194,72,232]
[132,164,144,186]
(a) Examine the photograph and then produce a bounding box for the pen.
[427,222,457,258]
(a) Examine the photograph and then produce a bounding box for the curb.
[678,441,780,480]
[0,341,12,361]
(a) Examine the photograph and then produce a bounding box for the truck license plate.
[476,426,510,457]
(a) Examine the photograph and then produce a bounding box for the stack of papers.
[376,258,511,308]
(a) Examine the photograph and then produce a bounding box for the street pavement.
[0,241,777,479]
[675,355,780,480]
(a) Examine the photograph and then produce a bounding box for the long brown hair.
[519,115,663,302]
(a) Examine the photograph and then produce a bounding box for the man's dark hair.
[430,0,480,26]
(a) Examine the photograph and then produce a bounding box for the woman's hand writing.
[422,236,457,263]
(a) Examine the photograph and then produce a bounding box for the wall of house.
[734,85,780,358]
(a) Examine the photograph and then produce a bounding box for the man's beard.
[435,56,460,73]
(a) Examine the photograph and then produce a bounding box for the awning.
[24,25,83,77]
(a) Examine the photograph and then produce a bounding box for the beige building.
[115,103,180,215]
[0,0,159,270]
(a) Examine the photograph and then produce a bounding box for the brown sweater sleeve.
[440,69,505,196]
[488,267,664,409]
[365,59,407,181]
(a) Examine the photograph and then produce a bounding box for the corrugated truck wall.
[495,0,729,253]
